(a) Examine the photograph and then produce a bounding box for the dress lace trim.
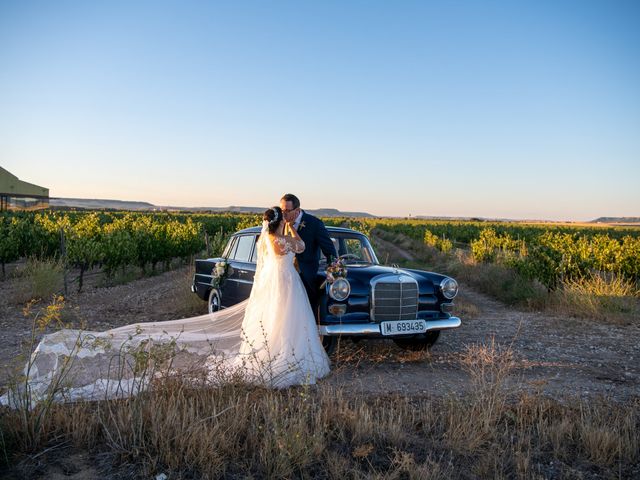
[271,235,305,255]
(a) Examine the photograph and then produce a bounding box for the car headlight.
[329,278,351,301]
[440,277,458,299]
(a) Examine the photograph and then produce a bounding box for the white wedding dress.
[1,222,331,407]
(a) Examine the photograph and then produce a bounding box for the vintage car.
[191,226,461,353]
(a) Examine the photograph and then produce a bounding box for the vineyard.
[1,211,639,294]
[0,211,253,291]
[330,217,640,291]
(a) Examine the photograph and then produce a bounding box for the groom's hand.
[285,219,295,232]
[283,207,300,223]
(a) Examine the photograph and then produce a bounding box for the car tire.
[321,335,337,355]
[393,331,440,351]
[208,289,221,314]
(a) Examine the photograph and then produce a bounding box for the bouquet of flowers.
[212,261,234,289]
[325,257,347,284]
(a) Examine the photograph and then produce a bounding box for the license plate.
[380,320,427,336]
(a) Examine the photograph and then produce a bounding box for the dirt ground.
[1,256,639,403]
[326,284,640,401]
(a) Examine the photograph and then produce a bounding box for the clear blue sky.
[1,0,638,220]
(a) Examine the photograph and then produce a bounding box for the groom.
[280,193,338,316]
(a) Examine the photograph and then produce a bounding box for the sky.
[1,0,639,221]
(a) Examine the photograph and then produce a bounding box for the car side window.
[250,235,260,263]
[233,235,254,262]
[223,237,237,259]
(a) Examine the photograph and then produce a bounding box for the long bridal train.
[1,222,331,407]
[2,298,328,407]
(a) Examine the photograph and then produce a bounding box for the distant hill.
[414,215,640,225]
[414,215,491,221]
[49,198,375,218]
[181,205,374,217]
[51,198,156,210]
[305,208,374,218]
[413,215,535,222]
[591,217,640,224]
[49,198,637,223]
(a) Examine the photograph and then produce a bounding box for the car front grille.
[371,275,419,322]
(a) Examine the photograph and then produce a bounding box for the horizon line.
[46,196,639,224]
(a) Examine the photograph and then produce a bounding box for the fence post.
[60,228,68,296]
[204,231,211,256]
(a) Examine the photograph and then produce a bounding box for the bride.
[227,206,331,387]
[1,207,331,406]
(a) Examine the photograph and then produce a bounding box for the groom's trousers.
[299,272,319,319]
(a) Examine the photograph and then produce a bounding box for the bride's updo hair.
[264,206,283,234]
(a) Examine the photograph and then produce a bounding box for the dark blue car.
[192,226,461,353]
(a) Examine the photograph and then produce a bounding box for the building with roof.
[0,166,49,211]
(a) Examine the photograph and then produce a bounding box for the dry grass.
[2,372,638,479]
[2,326,639,479]
[443,338,516,458]
[550,272,640,324]
[10,257,65,304]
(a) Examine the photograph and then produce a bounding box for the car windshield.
[320,234,379,265]
[224,231,379,266]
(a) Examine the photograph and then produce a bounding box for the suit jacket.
[295,211,337,287]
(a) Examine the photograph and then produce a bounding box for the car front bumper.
[318,316,461,336]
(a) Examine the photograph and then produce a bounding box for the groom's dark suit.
[294,211,338,315]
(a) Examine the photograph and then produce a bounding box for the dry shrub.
[459,337,516,394]
[444,338,516,454]
[12,257,64,303]
[577,400,639,467]
[551,272,640,324]
[565,271,639,297]
[514,392,640,474]
[383,450,454,480]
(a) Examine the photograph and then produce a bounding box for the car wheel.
[321,335,337,355]
[208,289,221,314]
[393,331,440,351]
